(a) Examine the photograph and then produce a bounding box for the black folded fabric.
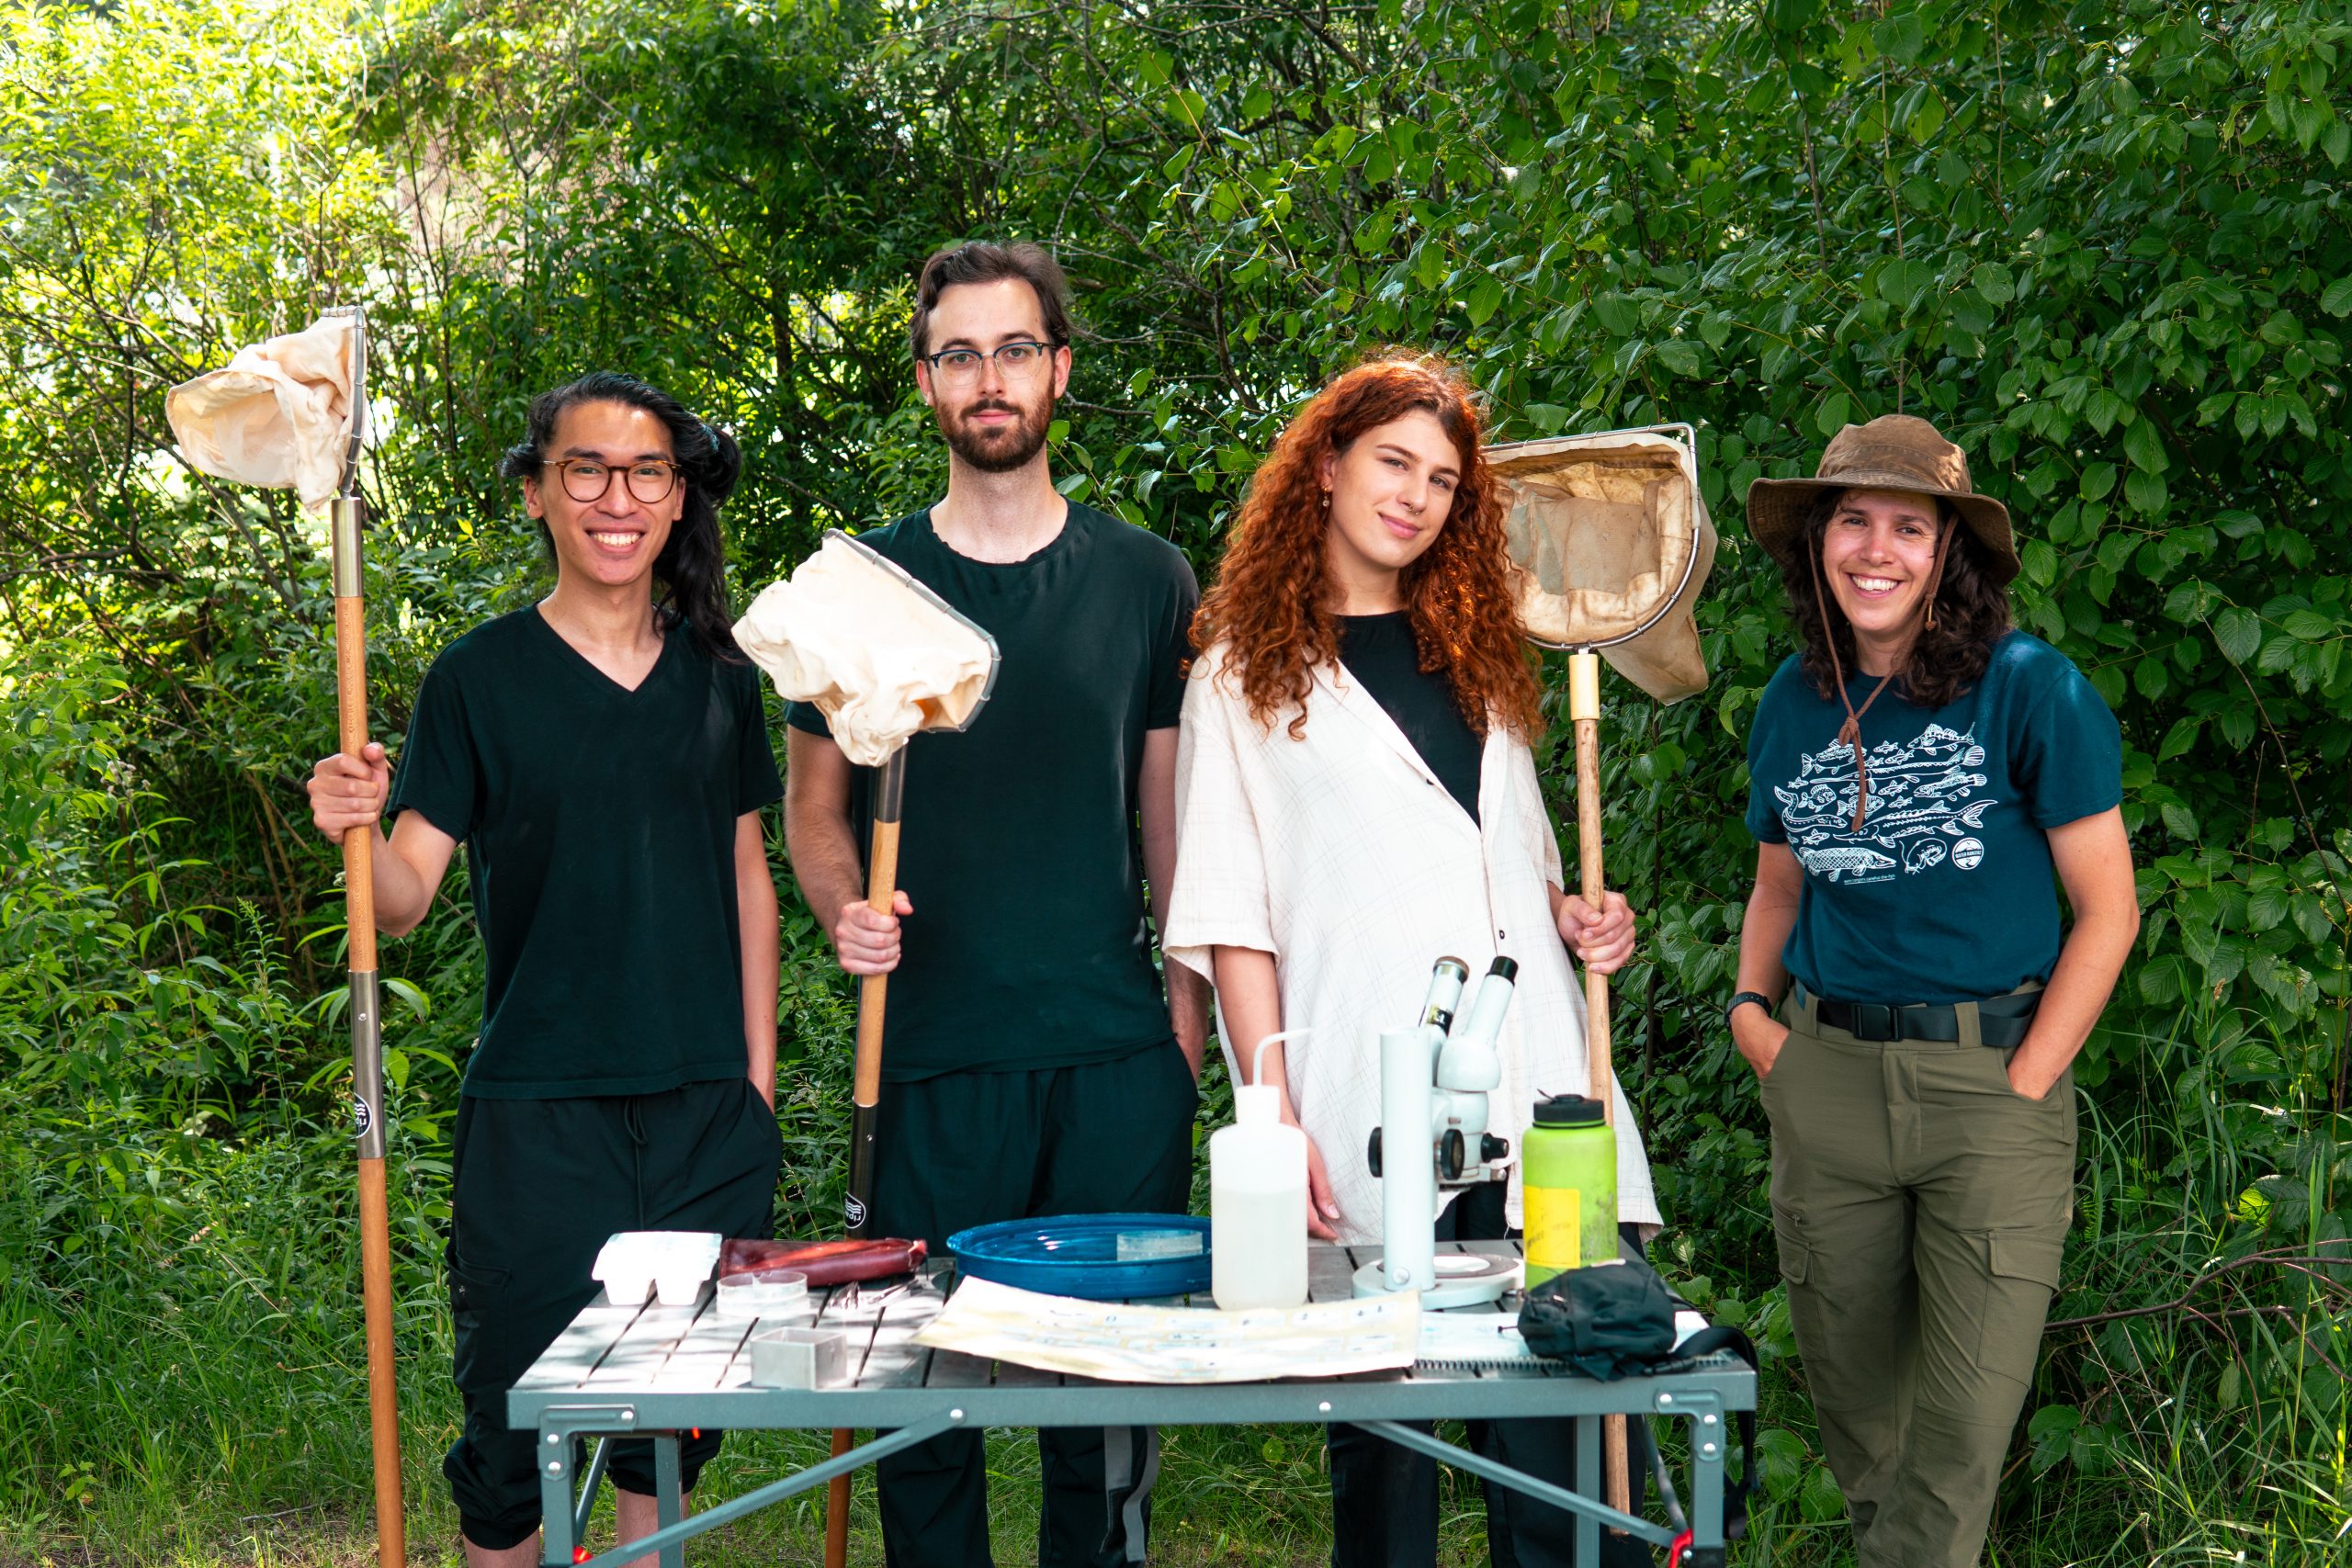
[1516,1258,1679,1380]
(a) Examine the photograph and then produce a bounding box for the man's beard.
[937,389,1054,474]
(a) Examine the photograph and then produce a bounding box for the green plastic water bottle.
[1521,1095,1616,1287]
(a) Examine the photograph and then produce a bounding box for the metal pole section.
[1567,649,1632,1524]
[334,494,406,1568]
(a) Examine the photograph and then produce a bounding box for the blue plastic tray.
[946,1213,1214,1301]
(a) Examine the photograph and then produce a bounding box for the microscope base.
[1351,1252,1521,1308]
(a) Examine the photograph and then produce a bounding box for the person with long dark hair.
[1730,415,2138,1567]
[305,372,783,1566]
[1165,354,1654,1566]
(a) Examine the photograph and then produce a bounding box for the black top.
[386,608,784,1099]
[786,503,1199,1081]
[1336,612,1482,822]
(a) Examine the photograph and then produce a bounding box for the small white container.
[749,1325,850,1389]
[591,1230,723,1307]
[1211,1032,1311,1311]
[716,1269,811,1321]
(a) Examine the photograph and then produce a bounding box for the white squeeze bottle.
[1211,1030,1312,1310]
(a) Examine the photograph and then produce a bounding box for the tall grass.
[6,1036,2344,1566]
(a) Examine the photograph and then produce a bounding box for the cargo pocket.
[1975,1226,2066,1391]
[447,1251,514,1395]
[1771,1206,1812,1287]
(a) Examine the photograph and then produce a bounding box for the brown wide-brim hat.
[1746,413,2018,585]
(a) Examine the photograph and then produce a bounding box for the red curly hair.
[1191,353,1544,740]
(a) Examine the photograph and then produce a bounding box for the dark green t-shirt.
[1336,612,1482,823]
[786,502,1198,1081]
[1745,630,2122,1005]
[386,608,784,1098]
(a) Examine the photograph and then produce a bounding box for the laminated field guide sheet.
[913,1277,1421,1383]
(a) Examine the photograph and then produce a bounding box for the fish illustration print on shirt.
[1775,722,1998,885]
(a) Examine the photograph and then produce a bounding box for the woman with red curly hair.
[1165,355,1657,1567]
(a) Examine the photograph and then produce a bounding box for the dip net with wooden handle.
[1491,423,1717,700]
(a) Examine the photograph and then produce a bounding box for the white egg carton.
[592,1230,723,1307]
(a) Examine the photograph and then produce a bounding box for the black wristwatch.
[1725,991,1773,1028]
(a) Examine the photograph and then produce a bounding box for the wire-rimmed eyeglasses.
[921,341,1057,384]
[543,457,682,505]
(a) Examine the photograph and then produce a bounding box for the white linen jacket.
[1165,642,1661,1246]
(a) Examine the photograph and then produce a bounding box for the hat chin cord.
[1809,518,1952,832]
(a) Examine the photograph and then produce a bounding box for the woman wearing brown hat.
[1726,414,2139,1567]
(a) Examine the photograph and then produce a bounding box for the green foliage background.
[3,0,2348,1560]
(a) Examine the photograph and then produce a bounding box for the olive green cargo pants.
[1760,994,2075,1568]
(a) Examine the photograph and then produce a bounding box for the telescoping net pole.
[325,307,405,1568]
[1568,650,1634,1526]
[1491,423,1718,1535]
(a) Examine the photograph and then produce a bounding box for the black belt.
[1794,981,2041,1049]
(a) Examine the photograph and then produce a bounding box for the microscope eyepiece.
[1419,956,1472,1032]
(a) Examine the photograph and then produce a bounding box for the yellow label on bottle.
[1523,1186,1580,1272]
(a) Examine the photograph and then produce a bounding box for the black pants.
[870,1044,1199,1568]
[441,1078,781,1551]
[1329,1188,1653,1568]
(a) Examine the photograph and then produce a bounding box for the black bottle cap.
[1532,1094,1604,1127]
[1487,955,1520,982]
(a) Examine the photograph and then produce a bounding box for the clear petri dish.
[717,1268,812,1320]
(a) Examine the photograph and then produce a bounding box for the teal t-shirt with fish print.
[1744,630,2122,1005]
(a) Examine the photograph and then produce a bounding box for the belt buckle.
[1850,1002,1899,1042]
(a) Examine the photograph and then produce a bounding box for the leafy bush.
[3,0,2347,1559]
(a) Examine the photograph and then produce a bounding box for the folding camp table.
[511,1241,1753,1568]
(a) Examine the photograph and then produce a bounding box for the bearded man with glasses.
[785,242,1207,1566]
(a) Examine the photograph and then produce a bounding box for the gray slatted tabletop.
[513,1241,1752,1568]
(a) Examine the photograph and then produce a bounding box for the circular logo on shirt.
[1952,837,1984,870]
[844,1193,868,1230]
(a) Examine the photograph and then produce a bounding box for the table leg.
[571,1440,613,1544]
[653,1435,684,1568]
[1348,1418,1670,1547]
[1574,1415,1600,1564]
[1686,1404,1727,1562]
[548,1411,962,1568]
[540,1430,577,1568]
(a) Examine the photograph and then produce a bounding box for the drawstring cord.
[1808,519,1951,832]
[623,1096,650,1230]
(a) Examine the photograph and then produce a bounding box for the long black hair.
[498,371,746,661]
[1782,488,2012,709]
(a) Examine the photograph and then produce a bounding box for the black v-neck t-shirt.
[386,608,784,1098]
[786,502,1199,1082]
[1336,612,1483,822]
